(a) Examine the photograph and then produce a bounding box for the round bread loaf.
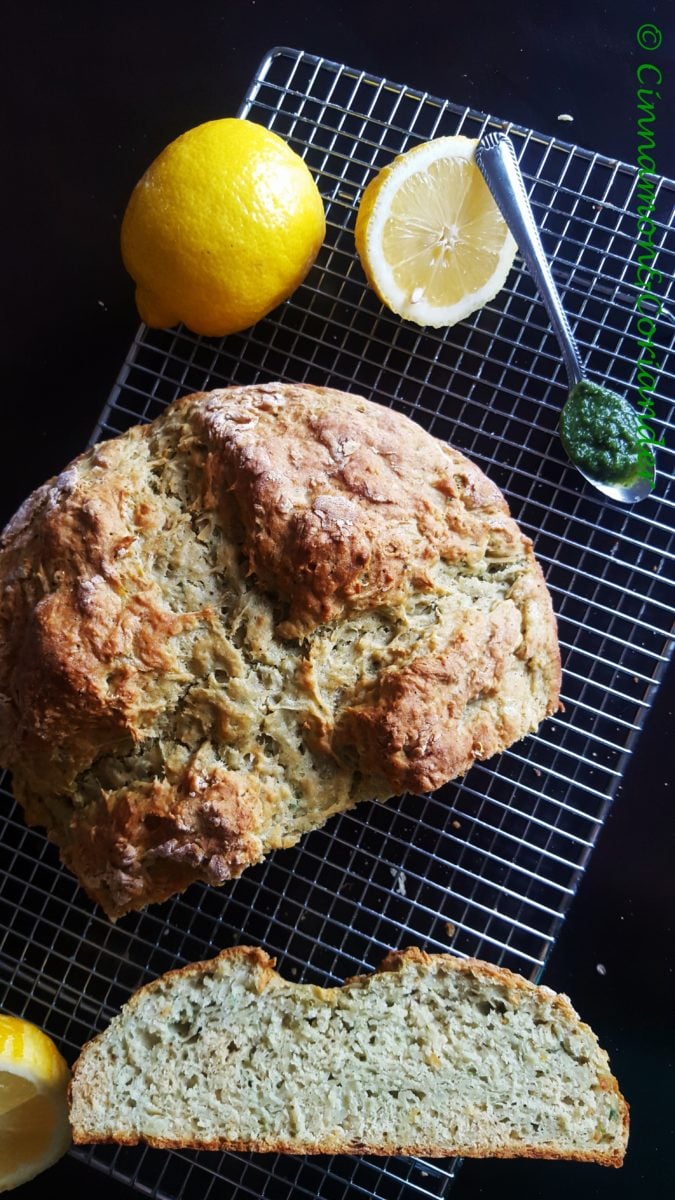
[0,384,560,918]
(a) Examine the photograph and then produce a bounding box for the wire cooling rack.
[1,44,674,1200]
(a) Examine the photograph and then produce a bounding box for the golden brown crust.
[192,384,519,636]
[335,604,522,792]
[0,384,561,918]
[61,771,268,918]
[69,945,628,1165]
[69,1129,626,1166]
[0,428,205,796]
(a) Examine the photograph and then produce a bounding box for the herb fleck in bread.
[0,384,560,918]
[69,946,628,1164]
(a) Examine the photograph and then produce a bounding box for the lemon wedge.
[0,1015,71,1192]
[355,135,517,327]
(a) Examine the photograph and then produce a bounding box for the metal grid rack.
[1,45,674,1200]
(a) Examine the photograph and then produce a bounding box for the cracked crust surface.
[0,384,560,918]
[69,945,628,1164]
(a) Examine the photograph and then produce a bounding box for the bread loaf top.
[0,384,560,917]
[69,945,628,1164]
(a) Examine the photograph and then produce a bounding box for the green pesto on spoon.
[475,132,656,503]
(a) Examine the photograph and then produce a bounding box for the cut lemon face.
[355,136,517,327]
[0,1015,71,1192]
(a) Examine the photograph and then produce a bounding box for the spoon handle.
[475,132,584,388]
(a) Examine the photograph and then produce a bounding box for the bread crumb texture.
[0,385,560,917]
[68,947,628,1164]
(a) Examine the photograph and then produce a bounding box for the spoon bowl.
[573,458,655,504]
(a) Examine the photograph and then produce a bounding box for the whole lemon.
[120,118,326,337]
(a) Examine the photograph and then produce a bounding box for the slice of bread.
[69,947,628,1165]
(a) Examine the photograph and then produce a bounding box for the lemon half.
[355,135,517,327]
[0,1015,71,1192]
[121,118,326,338]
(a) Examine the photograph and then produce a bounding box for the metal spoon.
[474,131,655,503]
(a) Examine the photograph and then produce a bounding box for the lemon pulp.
[355,136,516,327]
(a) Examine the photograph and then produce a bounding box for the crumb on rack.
[390,867,407,897]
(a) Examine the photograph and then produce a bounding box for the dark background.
[2,2,673,1197]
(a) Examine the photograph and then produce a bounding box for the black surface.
[2,2,674,1197]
